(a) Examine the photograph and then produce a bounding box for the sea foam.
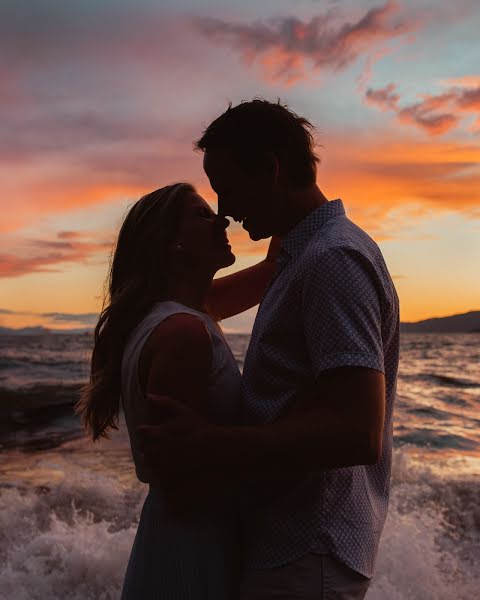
[0,448,478,599]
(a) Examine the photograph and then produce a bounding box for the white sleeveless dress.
[120,301,242,600]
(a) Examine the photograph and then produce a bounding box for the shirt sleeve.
[302,247,385,378]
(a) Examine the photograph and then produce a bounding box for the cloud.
[365,83,400,110]
[191,1,419,84]
[317,133,480,240]
[365,82,480,134]
[0,111,175,164]
[0,2,197,73]
[40,312,98,325]
[397,100,459,135]
[441,75,480,88]
[456,86,480,111]
[0,0,478,249]
[0,232,112,278]
[0,132,199,235]
[57,231,83,240]
[0,307,98,326]
[0,3,226,235]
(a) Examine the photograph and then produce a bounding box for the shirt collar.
[281,199,345,259]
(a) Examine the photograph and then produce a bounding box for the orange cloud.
[441,75,480,88]
[0,232,111,278]
[2,125,479,251]
[0,156,143,234]
[0,133,201,234]
[318,133,480,237]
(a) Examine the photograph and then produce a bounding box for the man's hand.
[137,394,231,516]
[136,394,210,474]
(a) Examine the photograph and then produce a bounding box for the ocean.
[0,332,479,599]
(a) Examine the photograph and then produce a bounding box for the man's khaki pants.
[239,553,371,600]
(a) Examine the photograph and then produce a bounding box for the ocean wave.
[400,372,479,389]
[396,430,479,451]
[0,382,81,402]
[429,374,479,388]
[0,384,81,420]
[0,447,478,599]
[437,394,470,408]
[406,406,451,420]
[0,474,145,600]
[369,451,480,599]
[0,354,87,370]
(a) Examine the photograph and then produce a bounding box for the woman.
[77,183,278,599]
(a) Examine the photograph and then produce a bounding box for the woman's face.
[173,192,235,273]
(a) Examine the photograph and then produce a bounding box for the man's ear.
[264,152,280,184]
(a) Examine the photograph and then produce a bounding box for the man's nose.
[217,195,232,218]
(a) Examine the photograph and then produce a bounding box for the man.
[139,99,399,599]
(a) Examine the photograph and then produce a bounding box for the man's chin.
[248,229,270,241]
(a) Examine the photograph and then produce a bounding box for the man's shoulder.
[302,219,378,264]
[302,217,382,267]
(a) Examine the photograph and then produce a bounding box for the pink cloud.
[365,83,400,110]
[192,1,420,83]
[365,82,480,135]
[456,86,480,110]
[398,102,459,135]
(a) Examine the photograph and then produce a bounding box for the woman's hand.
[206,235,283,320]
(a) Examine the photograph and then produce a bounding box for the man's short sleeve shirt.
[241,199,400,578]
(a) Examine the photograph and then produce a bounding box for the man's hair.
[195,98,319,187]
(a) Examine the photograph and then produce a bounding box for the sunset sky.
[1,0,479,332]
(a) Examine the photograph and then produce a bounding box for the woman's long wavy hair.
[76,183,196,440]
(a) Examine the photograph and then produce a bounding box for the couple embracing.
[78,99,399,599]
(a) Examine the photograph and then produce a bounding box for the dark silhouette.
[137,99,400,599]
[78,181,279,598]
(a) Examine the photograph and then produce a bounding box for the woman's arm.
[139,314,214,514]
[207,236,281,321]
[140,313,212,413]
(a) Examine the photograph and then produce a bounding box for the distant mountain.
[1,310,479,335]
[0,326,50,336]
[401,311,480,333]
[0,326,91,336]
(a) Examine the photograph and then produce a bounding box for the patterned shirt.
[241,199,399,578]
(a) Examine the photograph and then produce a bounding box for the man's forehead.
[203,150,235,179]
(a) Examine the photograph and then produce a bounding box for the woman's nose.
[216,215,230,229]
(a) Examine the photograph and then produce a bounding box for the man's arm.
[207,236,280,320]
[140,366,385,473]
[194,366,385,472]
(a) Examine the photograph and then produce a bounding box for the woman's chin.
[221,251,236,268]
